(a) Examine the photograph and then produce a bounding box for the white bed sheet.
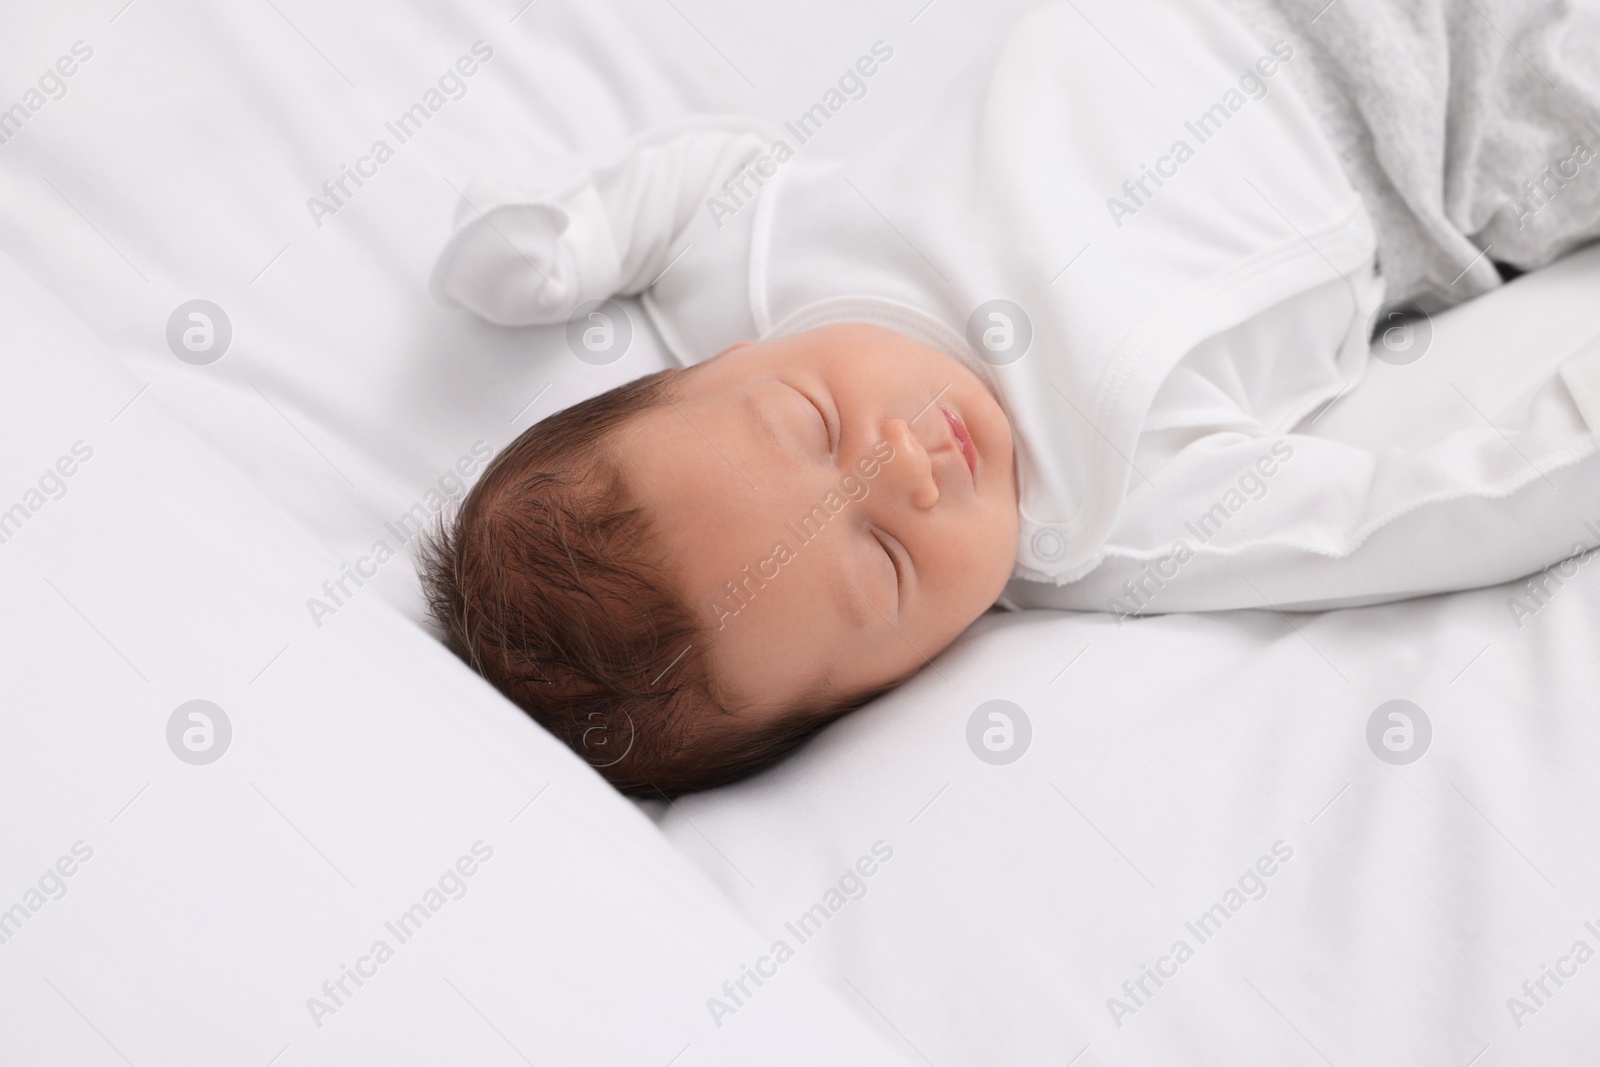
[8,1,1600,1064]
[0,0,1036,626]
[660,547,1600,1063]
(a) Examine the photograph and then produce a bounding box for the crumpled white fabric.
[430,0,1600,614]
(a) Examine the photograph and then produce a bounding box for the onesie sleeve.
[429,120,773,327]
[1008,296,1600,615]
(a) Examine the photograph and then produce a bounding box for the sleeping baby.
[421,0,1600,793]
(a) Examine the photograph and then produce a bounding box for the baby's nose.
[874,418,939,510]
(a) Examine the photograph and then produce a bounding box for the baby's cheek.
[956,506,1019,611]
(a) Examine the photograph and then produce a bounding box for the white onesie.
[431,0,1600,614]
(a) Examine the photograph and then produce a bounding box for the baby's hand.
[429,173,621,327]
[430,120,774,327]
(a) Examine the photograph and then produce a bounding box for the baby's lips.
[938,404,978,478]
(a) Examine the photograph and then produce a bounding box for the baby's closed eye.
[871,528,905,593]
[784,381,835,457]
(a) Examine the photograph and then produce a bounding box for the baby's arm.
[1045,351,1600,613]
[430,120,772,327]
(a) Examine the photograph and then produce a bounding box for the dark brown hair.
[416,368,847,796]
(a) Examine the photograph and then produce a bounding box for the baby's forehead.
[704,322,914,368]
[626,391,794,488]
[669,356,788,415]
[682,342,866,406]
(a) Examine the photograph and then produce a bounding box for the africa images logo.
[305,42,495,229]
[966,700,1031,765]
[710,440,895,631]
[166,300,232,365]
[1365,700,1431,765]
[703,41,895,230]
[166,700,232,765]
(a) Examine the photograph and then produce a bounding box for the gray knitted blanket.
[1221,0,1600,310]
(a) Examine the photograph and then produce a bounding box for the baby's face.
[617,323,1019,721]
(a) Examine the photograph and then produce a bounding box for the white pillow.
[0,254,914,1066]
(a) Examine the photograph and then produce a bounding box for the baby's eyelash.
[874,531,903,588]
[808,394,837,454]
